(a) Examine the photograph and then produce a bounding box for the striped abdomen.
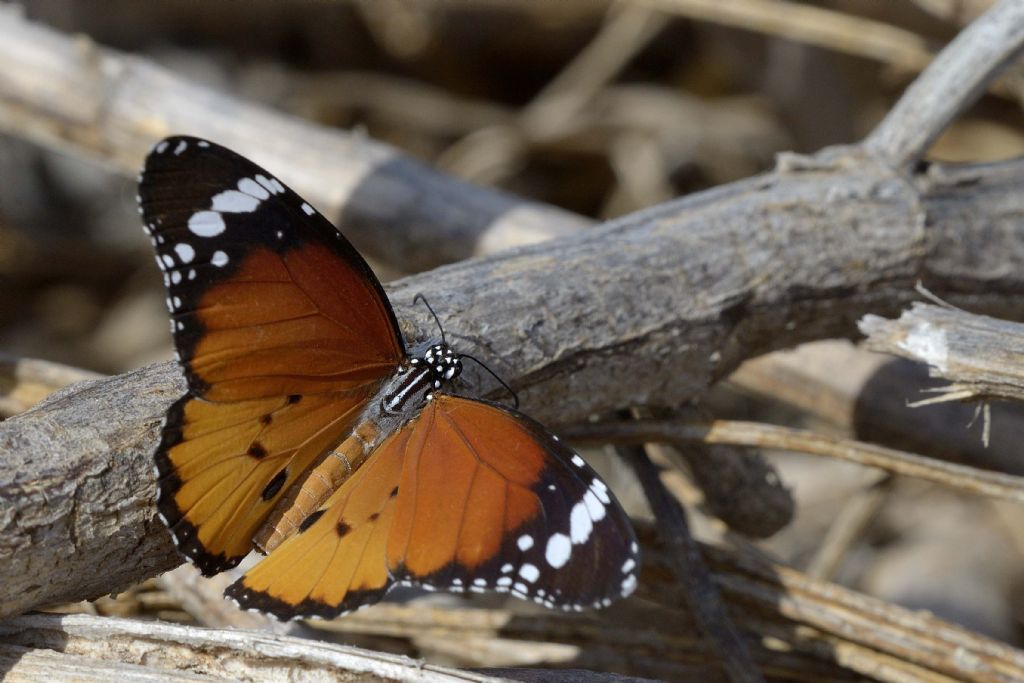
[253,365,434,554]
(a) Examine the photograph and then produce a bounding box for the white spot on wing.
[571,454,585,468]
[212,189,260,213]
[188,211,226,237]
[570,502,593,544]
[171,271,182,285]
[160,254,174,268]
[238,177,270,199]
[621,574,637,596]
[519,563,540,583]
[545,533,571,568]
[583,490,606,522]
[301,202,315,216]
[174,140,187,155]
[211,250,229,267]
[622,558,635,574]
[155,141,168,154]
[174,243,195,264]
[197,140,210,148]
[517,534,534,551]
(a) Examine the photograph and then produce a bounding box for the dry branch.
[0,612,510,682]
[861,302,1024,403]
[563,417,1024,504]
[0,6,588,273]
[2,0,1024,623]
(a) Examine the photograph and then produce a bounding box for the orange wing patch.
[225,425,410,619]
[157,386,375,575]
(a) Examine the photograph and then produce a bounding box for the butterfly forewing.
[227,394,639,618]
[141,136,405,575]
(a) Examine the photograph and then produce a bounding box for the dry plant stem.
[864,0,1024,166]
[804,474,893,581]
[860,302,1024,403]
[5,6,1024,617]
[0,7,587,272]
[562,419,1024,505]
[703,544,1024,683]
[621,444,764,683]
[0,352,102,417]
[635,0,934,70]
[0,612,510,683]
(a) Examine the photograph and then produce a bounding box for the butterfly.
[139,136,639,620]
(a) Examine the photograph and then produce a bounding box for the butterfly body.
[254,342,461,553]
[141,136,639,620]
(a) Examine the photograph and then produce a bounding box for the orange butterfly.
[140,136,639,620]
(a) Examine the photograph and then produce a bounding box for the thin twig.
[864,0,1024,166]
[561,418,1024,505]
[622,444,764,683]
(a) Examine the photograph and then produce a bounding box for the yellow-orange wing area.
[227,395,640,619]
[140,136,406,575]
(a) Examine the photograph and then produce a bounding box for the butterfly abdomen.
[254,420,381,553]
[253,364,435,554]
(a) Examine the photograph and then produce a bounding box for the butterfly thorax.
[382,343,462,415]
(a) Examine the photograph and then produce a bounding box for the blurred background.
[3,1,1024,679]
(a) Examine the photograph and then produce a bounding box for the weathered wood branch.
[861,302,1024,403]
[0,6,588,273]
[2,0,1024,623]
[0,612,510,682]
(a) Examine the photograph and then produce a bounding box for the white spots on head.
[545,533,571,569]
[174,243,195,264]
[174,140,187,155]
[622,558,635,574]
[571,454,585,468]
[197,140,210,148]
[160,254,174,269]
[621,574,637,596]
[500,563,513,574]
[155,141,169,154]
[255,174,285,195]
[211,250,229,267]
[301,202,315,216]
[519,563,539,583]
[517,534,534,551]
[171,270,182,285]
[188,211,226,237]
[212,189,260,213]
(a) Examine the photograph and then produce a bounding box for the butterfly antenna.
[460,354,520,409]
[413,293,446,345]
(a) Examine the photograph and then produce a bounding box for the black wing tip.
[155,495,243,577]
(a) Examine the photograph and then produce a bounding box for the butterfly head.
[412,343,463,389]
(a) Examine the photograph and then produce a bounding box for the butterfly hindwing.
[227,394,639,618]
[141,136,406,575]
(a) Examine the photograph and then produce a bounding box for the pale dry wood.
[3,0,1024,622]
[0,612,511,682]
[861,302,1024,403]
[0,6,588,272]
[0,352,102,417]
[563,418,1024,504]
[634,0,935,70]
[864,0,1024,166]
